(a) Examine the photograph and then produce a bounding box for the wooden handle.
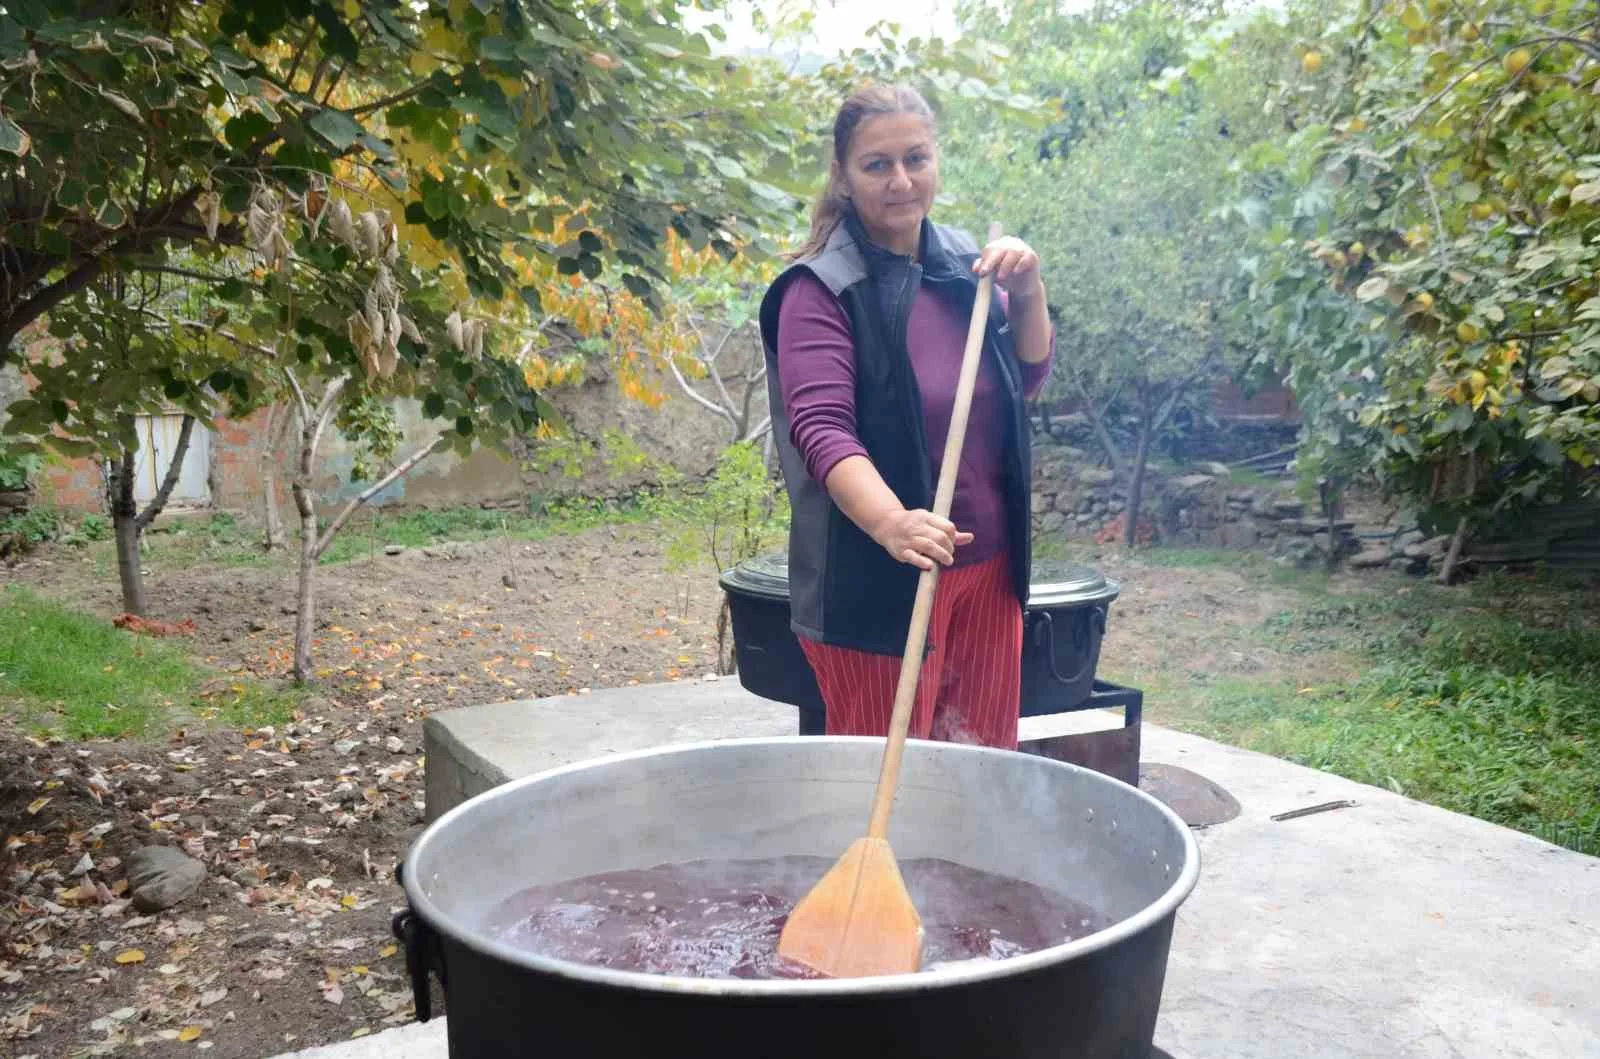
[866,221,1004,841]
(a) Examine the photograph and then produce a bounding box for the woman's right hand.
[872,509,974,571]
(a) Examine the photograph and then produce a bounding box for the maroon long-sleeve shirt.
[777,273,1055,568]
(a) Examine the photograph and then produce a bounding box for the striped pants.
[798,552,1023,750]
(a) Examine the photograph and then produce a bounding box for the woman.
[758,83,1054,751]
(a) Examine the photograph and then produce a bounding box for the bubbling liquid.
[484,855,1106,979]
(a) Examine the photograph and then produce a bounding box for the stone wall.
[1029,441,1361,563]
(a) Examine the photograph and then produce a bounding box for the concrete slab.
[272,1020,444,1059]
[282,682,1599,1059]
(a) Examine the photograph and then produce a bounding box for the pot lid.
[725,553,1119,609]
[1027,559,1120,609]
[718,552,791,600]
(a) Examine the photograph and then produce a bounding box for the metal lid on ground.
[1027,560,1121,609]
[718,552,791,601]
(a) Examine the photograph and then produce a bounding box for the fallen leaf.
[115,948,146,964]
[378,943,398,959]
[179,1026,203,1042]
[25,797,50,815]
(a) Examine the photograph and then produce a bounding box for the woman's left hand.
[974,236,1044,299]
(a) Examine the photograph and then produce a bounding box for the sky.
[692,1,966,58]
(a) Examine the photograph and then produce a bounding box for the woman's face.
[835,113,938,253]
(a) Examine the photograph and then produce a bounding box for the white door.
[132,413,211,506]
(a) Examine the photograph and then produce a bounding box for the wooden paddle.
[777,222,1006,979]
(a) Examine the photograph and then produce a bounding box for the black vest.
[758,213,1035,656]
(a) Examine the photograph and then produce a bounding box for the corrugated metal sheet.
[132,414,210,505]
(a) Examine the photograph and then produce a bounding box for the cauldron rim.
[403,736,1200,998]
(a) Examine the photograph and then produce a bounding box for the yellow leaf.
[25,797,50,815]
[178,1026,203,1042]
[352,965,369,975]
[379,943,399,959]
[341,893,359,908]
[115,949,146,964]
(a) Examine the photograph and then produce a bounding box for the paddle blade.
[777,837,924,979]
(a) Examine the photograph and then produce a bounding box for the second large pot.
[720,554,1122,722]
[398,737,1199,1058]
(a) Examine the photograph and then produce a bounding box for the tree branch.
[667,356,736,425]
[313,434,445,557]
[134,264,260,288]
[1066,358,1128,480]
[0,255,101,351]
[349,80,433,116]
[134,414,196,531]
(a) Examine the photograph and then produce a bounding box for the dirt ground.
[0,524,1353,1058]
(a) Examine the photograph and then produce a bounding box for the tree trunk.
[1123,402,1154,550]
[1069,373,1128,482]
[111,450,146,616]
[261,403,291,551]
[293,490,318,683]
[1438,515,1469,585]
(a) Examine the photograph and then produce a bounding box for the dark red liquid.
[485,856,1106,979]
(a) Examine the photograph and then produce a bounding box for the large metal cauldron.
[398,737,1199,1059]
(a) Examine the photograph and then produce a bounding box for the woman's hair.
[789,83,937,261]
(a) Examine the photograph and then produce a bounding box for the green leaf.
[713,156,746,180]
[423,393,445,418]
[308,109,365,150]
[1355,276,1389,302]
[98,89,141,121]
[0,112,30,157]
[455,415,474,437]
[1570,182,1600,205]
[480,36,516,61]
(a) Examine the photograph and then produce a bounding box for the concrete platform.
[276,681,1600,1059]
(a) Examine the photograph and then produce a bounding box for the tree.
[941,1,1254,547]
[658,232,778,449]
[1207,0,1600,564]
[0,0,809,636]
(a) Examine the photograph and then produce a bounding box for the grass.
[0,586,296,738]
[1117,553,1600,855]
[76,495,653,571]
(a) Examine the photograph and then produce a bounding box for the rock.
[1091,501,1107,516]
[1171,474,1215,494]
[1348,548,1391,569]
[1404,535,1449,560]
[384,735,405,753]
[1040,511,1067,534]
[1390,557,1419,574]
[1272,500,1306,518]
[1312,531,1332,553]
[333,738,360,755]
[1194,461,1233,478]
[1178,508,1194,529]
[1108,500,1125,513]
[126,846,205,912]
[246,618,267,633]
[1220,522,1259,549]
[1252,493,1279,517]
[1053,492,1079,515]
[1227,490,1256,504]
[384,544,405,556]
[1080,468,1117,487]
